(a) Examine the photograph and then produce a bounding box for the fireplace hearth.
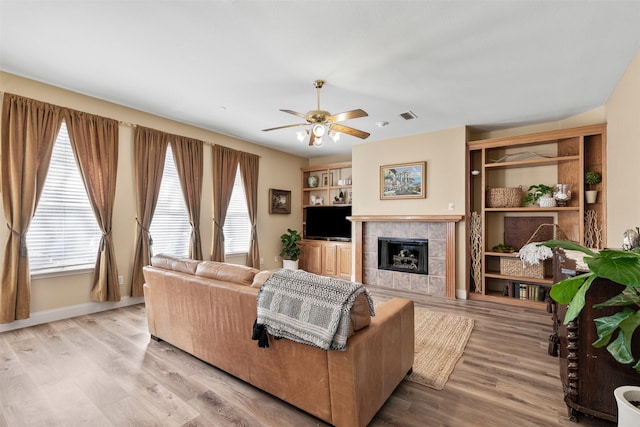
[378,237,428,275]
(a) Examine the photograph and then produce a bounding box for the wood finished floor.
[0,287,615,427]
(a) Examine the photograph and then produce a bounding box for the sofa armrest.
[327,297,414,427]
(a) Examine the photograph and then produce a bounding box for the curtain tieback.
[213,219,224,241]
[136,219,153,246]
[6,223,27,256]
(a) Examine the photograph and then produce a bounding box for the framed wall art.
[321,172,334,187]
[380,161,426,200]
[269,188,291,214]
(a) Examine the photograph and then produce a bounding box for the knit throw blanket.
[254,269,375,351]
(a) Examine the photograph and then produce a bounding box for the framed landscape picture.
[380,161,426,200]
[269,188,291,214]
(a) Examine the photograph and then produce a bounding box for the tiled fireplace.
[350,215,462,298]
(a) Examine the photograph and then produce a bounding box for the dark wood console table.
[553,250,640,422]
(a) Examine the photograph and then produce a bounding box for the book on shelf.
[510,282,547,302]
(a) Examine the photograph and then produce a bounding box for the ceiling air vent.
[399,111,418,120]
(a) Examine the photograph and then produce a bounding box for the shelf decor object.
[553,184,572,207]
[486,186,522,208]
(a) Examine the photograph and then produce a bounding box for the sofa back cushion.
[196,261,259,286]
[151,254,200,275]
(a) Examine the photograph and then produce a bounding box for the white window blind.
[223,165,251,255]
[149,145,191,258]
[27,121,102,272]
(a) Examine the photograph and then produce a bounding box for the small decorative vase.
[308,176,318,188]
[553,184,571,207]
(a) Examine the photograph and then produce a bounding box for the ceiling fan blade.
[329,123,370,139]
[280,109,309,120]
[262,123,307,132]
[327,109,368,123]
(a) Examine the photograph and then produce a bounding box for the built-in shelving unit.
[301,162,353,208]
[466,124,607,309]
[299,162,353,279]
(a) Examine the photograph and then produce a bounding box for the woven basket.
[486,186,523,208]
[499,224,569,279]
[500,257,545,278]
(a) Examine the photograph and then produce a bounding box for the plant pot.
[282,259,299,270]
[614,386,640,427]
[538,195,556,208]
[585,190,598,204]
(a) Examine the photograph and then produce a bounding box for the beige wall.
[0,72,306,313]
[604,50,640,245]
[352,126,468,293]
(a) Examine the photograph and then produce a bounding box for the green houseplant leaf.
[543,240,640,372]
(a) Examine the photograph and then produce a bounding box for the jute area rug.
[405,307,475,390]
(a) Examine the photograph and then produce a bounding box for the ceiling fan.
[262,80,370,146]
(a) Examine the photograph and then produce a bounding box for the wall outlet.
[274,256,280,263]
[118,275,124,285]
[448,202,455,211]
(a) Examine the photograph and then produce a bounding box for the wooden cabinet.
[299,240,352,280]
[466,124,607,309]
[300,240,322,274]
[553,251,640,423]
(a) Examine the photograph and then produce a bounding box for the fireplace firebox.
[378,237,428,275]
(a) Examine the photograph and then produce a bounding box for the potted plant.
[585,171,602,204]
[523,184,555,206]
[280,228,302,269]
[542,239,640,425]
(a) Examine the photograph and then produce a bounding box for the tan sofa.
[143,255,414,427]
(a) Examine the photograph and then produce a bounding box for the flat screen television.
[305,205,352,241]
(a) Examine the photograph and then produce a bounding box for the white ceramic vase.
[585,190,598,204]
[614,386,640,427]
[282,259,299,270]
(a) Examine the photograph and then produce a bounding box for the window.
[149,145,191,258]
[223,165,251,254]
[27,121,102,272]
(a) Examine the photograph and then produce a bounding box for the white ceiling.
[1,1,639,158]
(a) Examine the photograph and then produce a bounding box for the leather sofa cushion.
[151,254,200,275]
[196,261,259,286]
[251,270,274,288]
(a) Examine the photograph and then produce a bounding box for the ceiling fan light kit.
[262,79,370,147]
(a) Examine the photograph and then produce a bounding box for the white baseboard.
[456,289,468,299]
[0,296,145,333]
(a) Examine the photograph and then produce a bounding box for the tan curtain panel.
[64,109,120,302]
[171,136,204,260]
[0,94,62,323]
[130,126,169,297]
[239,152,260,267]
[211,145,240,261]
